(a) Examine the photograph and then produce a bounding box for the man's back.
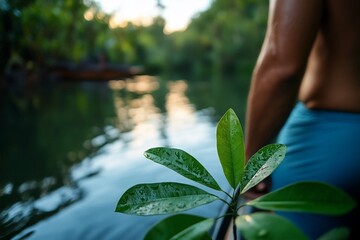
[299,0,360,112]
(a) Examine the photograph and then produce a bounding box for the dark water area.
[0,74,250,239]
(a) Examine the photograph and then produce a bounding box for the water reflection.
[110,76,160,134]
[0,82,117,239]
[0,74,249,239]
[167,80,195,119]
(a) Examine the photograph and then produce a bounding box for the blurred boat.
[52,63,143,81]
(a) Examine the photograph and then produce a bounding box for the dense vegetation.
[1,0,268,79]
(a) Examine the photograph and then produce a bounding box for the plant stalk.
[232,216,237,240]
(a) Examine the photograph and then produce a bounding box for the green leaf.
[144,214,207,240]
[317,227,350,240]
[144,147,221,191]
[236,212,308,240]
[115,182,219,215]
[247,181,356,215]
[240,144,286,194]
[216,108,245,189]
[171,218,214,240]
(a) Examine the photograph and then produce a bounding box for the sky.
[95,0,211,33]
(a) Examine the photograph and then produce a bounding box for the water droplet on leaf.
[258,229,267,237]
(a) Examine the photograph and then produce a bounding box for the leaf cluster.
[115,109,356,239]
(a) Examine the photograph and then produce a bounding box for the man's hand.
[243,177,271,200]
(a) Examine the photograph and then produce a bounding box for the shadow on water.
[0,72,250,239]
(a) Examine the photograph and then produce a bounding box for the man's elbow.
[253,59,305,87]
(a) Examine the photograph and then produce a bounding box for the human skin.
[245,0,360,161]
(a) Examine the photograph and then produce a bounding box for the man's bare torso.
[299,0,360,112]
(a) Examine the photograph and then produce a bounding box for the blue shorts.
[271,102,360,239]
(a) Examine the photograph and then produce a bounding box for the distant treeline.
[1,0,268,78]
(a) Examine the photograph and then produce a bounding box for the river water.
[0,75,249,239]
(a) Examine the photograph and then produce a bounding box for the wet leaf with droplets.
[144,148,221,191]
[115,182,219,215]
[240,144,286,194]
[216,108,245,189]
[235,213,308,240]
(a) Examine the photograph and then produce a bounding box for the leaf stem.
[236,203,246,212]
[217,197,232,207]
[232,216,237,240]
[221,189,233,200]
[217,211,241,220]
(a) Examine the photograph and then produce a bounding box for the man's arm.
[245,0,324,160]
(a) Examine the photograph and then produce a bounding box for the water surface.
[0,75,249,239]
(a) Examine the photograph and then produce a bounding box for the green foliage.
[216,108,245,189]
[317,228,350,240]
[180,0,268,76]
[2,0,268,77]
[170,218,214,240]
[236,213,308,240]
[144,148,221,190]
[116,182,218,215]
[144,214,207,240]
[115,108,356,239]
[247,182,356,215]
[240,144,286,194]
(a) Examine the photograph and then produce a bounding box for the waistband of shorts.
[293,101,360,123]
